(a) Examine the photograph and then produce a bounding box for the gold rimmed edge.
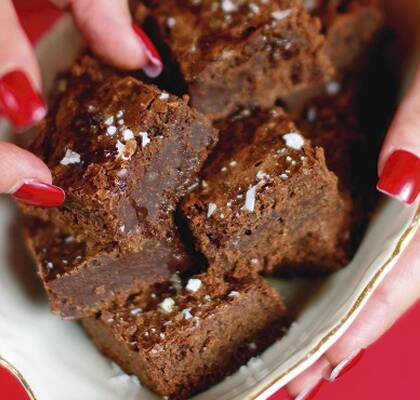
[0,356,37,400]
[251,204,420,400]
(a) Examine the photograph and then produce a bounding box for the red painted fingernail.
[377,150,420,205]
[12,180,65,208]
[132,24,163,78]
[328,349,366,382]
[295,379,324,400]
[0,70,47,129]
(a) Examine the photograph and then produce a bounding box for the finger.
[0,142,64,208]
[326,231,420,365]
[285,356,331,398]
[377,67,420,205]
[59,0,162,76]
[0,0,47,129]
[285,231,420,396]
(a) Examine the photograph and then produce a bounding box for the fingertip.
[71,0,162,74]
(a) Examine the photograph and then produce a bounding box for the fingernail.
[377,150,420,206]
[327,349,366,382]
[295,379,324,400]
[0,70,47,128]
[12,180,65,208]
[132,24,163,78]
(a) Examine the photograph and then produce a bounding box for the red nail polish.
[0,70,47,128]
[296,380,324,400]
[132,24,163,78]
[377,150,420,205]
[329,349,366,382]
[12,180,65,208]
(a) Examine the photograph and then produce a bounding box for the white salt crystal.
[60,149,81,165]
[207,203,217,218]
[122,129,134,141]
[106,125,117,136]
[242,185,257,212]
[283,132,304,150]
[139,131,150,147]
[272,9,292,20]
[186,278,202,293]
[159,297,175,313]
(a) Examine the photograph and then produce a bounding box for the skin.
[0,1,418,398]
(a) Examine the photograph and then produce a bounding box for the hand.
[0,0,162,208]
[284,67,420,399]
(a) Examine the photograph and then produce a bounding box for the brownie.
[83,272,287,399]
[295,81,378,258]
[180,107,349,275]
[25,218,191,319]
[23,55,218,253]
[304,0,385,71]
[144,0,333,120]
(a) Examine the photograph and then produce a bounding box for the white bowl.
[0,3,419,399]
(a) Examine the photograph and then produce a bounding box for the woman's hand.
[0,0,162,208]
[284,67,420,399]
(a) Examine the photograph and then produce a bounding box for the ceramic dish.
[0,2,419,399]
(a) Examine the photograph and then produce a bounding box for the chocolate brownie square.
[304,0,385,71]
[295,81,378,261]
[180,107,349,275]
[83,272,287,399]
[25,218,191,319]
[23,55,218,253]
[145,0,333,120]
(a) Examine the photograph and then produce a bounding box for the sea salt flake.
[166,17,176,28]
[221,0,237,13]
[229,160,237,167]
[182,308,193,320]
[139,131,151,147]
[159,297,175,313]
[249,3,260,13]
[60,149,81,165]
[159,92,170,100]
[207,203,217,218]
[250,258,258,264]
[203,295,211,302]
[116,110,124,118]
[116,140,128,160]
[272,9,292,20]
[248,342,257,350]
[186,278,202,292]
[122,129,134,141]
[104,116,114,126]
[280,173,289,180]
[306,106,317,122]
[283,132,304,150]
[160,333,166,339]
[221,166,228,172]
[106,125,117,136]
[46,262,54,270]
[228,290,240,297]
[326,80,341,96]
[242,185,257,212]
[256,170,270,181]
[130,307,142,316]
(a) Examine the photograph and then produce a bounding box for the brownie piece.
[83,272,287,399]
[144,0,333,120]
[180,108,349,275]
[304,0,385,71]
[25,218,191,319]
[23,55,218,253]
[295,82,378,259]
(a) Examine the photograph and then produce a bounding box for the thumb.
[0,142,65,208]
[377,66,420,205]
